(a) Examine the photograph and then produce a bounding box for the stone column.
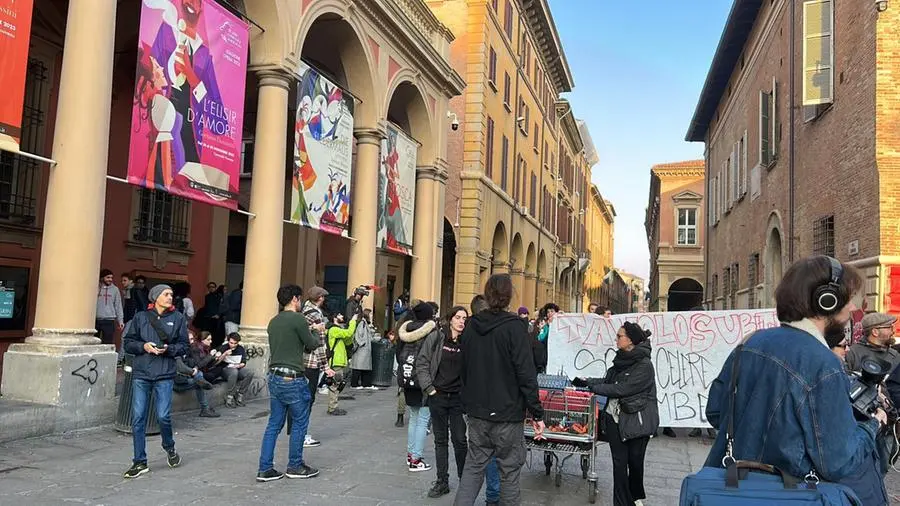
[454,171,485,307]
[238,70,292,395]
[510,268,525,310]
[1,0,118,415]
[347,127,384,311]
[411,165,448,301]
[524,273,537,312]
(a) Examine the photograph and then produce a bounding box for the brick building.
[686,0,900,312]
[645,160,705,312]
[426,0,607,313]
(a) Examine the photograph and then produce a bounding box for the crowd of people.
[112,253,900,506]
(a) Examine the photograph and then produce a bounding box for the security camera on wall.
[447,111,460,131]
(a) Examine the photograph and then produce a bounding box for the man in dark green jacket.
[256,285,322,482]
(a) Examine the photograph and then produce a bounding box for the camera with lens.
[354,285,371,297]
[319,374,347,393]
[848,356,893,418]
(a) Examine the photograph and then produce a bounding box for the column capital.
[510,267,525,275]
[255,68,294,90]
[354,127,386,145]
[524,272,538,280]
[416,165,449,183]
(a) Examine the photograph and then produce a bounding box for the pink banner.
[127,0,249,209]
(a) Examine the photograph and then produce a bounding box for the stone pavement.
[1,388,898,506]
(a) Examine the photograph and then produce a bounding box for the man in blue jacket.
[122,284,189,479]
[705,256,888,505]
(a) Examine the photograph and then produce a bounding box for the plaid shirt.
[302,301,329,370]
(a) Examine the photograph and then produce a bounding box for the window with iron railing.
[813,215,835,257]
[0,57,49,226]
[748,253,759,308]
[132,189,191,249]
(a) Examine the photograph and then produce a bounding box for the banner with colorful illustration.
[289,62,354,236]
[548,309,779,428]
[126,0,249,209]
[0,0,35,152]
[377,125,417,255]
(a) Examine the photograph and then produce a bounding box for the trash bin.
[115,354,160,435]
[371,339,396,387]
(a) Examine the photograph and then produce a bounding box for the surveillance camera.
[451,118,460,131]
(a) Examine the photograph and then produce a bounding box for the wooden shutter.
[759,90,770,166]
[741,131,748,197]
[771,77,779,160]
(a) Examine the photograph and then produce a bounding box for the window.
[133,189,191,249]
[500,135,509,191]
[723,267,731,310]
[530,172,537,217]
[748,253,759,308]
[813,215,835,257]
[759,78,779,168]
[722,159,730,213]
[240,139,254,176]
[486,116,495,178]
[711,274,719,307]
[676,208,697,246]
[503,72,511,109]
[503,0,513,39]
[533,123,539,150]
[739,132,747,198]
[731,263,740,308]
[802,0,834,107]
[488,47,497,88]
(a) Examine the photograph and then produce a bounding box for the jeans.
[258,374,311,472]
[222,366,253,396]
[485,457,500,503]
[454,417,525,506]
[96,319,116,346]
[430,392,468,482]
[407,405,431,460]
[132,378,175,464]
[605,414,649,506]
[173,373,209,409]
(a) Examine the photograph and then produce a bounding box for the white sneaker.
[368,386,379,390]
[354,386,365,390]
[317,386,328,395]
[303,435,321,448]
[408,458,432,472]
[634,500,644,506]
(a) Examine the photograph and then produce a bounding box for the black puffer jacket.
[587,340,659,441]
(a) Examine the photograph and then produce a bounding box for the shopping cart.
[524,374,607,504]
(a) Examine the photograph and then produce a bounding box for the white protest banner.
[547,309,779,428]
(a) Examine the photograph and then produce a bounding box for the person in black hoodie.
[122,284,189,479]
[573,321,659,506]
[454,274,545,506]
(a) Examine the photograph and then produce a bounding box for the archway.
[764,212,784,308]
[491,222,509,274]
[441,218,457,312]
[524,243,537,312]
[510,233,525,307]
[386,81,435,165]
[667,278,704,311]
[538,249,548,304]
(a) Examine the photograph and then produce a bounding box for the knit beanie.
[149,284,171,305]
[412,302,434,322]
[623,321,651,346]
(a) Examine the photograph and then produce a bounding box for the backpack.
[397,341,420,389]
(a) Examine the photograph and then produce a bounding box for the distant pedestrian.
[224,282,243,335]
[256,284,321,482]
[96,268,124,345]
[122,284,188,478]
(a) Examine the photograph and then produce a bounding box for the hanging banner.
[126,0,249,209]
[0,0,35,152]
[547,309,779,428]
[289,62,354,236]
[377,124,417,255]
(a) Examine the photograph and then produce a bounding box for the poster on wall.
[377,124,417,255]
[289,61,355,236]
[126,0,249,209]
[547,309,780,428]
[0,0,35,152]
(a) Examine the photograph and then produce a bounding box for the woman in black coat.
[574,321,659,506]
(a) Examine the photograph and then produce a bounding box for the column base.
[1,329,117,407]
[238,325,270,400]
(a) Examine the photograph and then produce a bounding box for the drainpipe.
[788,0,796,261]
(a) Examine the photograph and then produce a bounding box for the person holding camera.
[122,284,188,479]
[704,256,888,505]
[847,312,899,373]
[326,310,359,415]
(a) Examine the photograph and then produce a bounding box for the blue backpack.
[679,344,862,506]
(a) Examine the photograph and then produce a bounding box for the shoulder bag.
[679,344,862,505]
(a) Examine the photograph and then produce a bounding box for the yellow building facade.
[583,185,616,309]
[427,0,592,314]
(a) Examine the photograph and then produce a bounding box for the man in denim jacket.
[705,255,888,505]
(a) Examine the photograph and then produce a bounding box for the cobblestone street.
[1,388,898,505]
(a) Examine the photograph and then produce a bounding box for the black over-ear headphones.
[813,256,845,315]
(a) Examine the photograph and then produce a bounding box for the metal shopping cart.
[524,374,607,504]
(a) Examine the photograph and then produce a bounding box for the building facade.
[583,185,616,309]
[686,0,900,313]
[645,160,705,312]
[616,270,647,313]
[427,0,593,314]
[0,0,463,429]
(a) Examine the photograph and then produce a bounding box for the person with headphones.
[703,255,889,505]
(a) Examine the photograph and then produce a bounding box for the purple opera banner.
[127,0,249,209]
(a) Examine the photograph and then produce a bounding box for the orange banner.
[0,0,34,151]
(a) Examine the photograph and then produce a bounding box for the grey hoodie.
[97,284,124,325]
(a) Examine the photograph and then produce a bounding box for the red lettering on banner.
[689,313,717,353]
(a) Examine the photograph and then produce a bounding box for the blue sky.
[548,0,733,280]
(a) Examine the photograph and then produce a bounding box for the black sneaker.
[123,462,149,479]
[285,464,320,479]
[166,448,182,468]
[199,407,221,418]
[327,408,347,416]
[256,469,284,482]
[427,480,451,498]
